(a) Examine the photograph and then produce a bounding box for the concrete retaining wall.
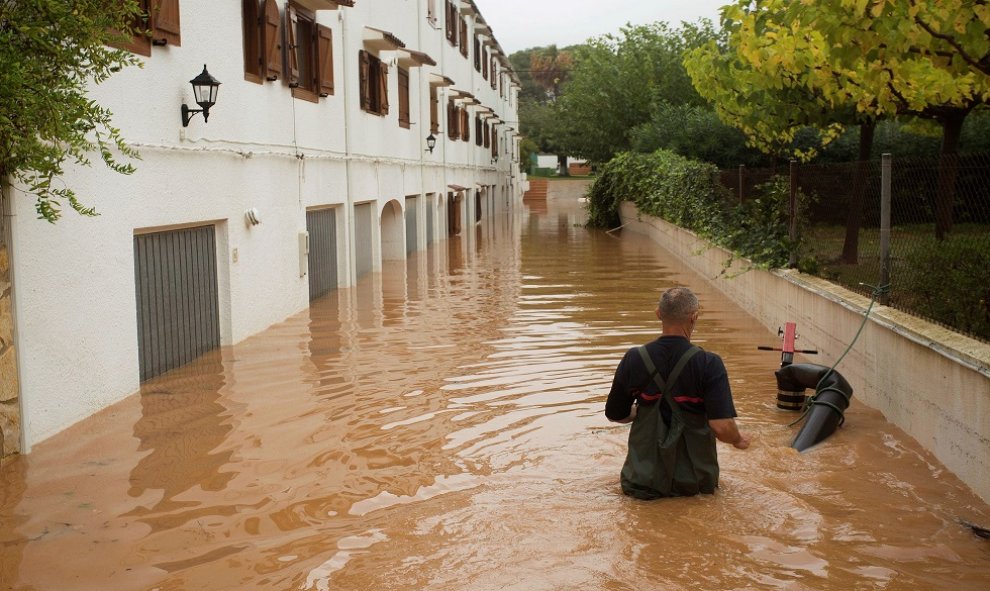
[620,202,990,503]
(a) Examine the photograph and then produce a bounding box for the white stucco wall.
[8,0,522,450]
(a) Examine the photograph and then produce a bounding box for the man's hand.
[709,418,750,449]
[612,402,638,424]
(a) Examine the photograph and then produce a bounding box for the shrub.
[902,239,990,340]
[585,150,808,268]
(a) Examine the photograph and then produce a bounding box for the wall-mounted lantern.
[425,133,437,153]
[181,65,222,127]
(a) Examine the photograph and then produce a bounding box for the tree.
[511,45,577,175]
[0,0,142,223]
[528,45,574,174]
[555,21,717,165]
[687,0,990,259]
[685,2,874,263]
[759,0,990,240]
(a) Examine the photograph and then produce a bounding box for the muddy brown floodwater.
[2,180,989,590]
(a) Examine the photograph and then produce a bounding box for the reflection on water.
[0,184,988,590]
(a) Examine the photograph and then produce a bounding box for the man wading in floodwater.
[605,286,751,499]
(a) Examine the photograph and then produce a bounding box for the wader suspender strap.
[636,345,702,415]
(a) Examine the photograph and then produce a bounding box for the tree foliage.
[554,21,719,165]
[685,1,990,239]
[0,0,142,223]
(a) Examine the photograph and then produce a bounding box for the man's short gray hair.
[658,287,700,323]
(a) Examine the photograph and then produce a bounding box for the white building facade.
[1,0,523,454]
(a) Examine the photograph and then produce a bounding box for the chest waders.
[620,345,720,499]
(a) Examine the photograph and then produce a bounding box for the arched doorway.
[380,199,405,261]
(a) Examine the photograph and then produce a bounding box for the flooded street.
[2,180,989,590]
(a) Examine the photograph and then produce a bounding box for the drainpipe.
[339,9,356,288]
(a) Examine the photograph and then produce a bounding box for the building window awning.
[448,88,476,100]
[293,0,355,10]
[397,48,436,68]
[363,26,406,51]
[448,184,469,191]
[475,21,491,34]
[458,0,477,15]
[429,73,455,87]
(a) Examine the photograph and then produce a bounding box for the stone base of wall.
[620,202,990,503]
[0,198,19,459]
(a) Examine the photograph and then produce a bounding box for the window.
[445,1,458,46]
[473,35,481,71]
[459,17,468,58]
[360,50,389,116]
[429,85,440,135]
[475,115,482,147]
[483,121,490,148]
[491,123,498,157]
[111,0,181,57]
[491,58,497,90]
[398,68,410,129]
[482,47,488,80]
[284,3,333,101]
[460,108,469,142]
[446,99,459,140]
[243,0,262,81]
[243,0,284,82]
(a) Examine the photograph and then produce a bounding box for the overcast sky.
[474,0,729,54]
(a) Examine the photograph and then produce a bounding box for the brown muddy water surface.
[2,180,989,590]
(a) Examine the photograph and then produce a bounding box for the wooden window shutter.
[285,5,300,87]
[491,60,497,89]
[378,62,389,115]
[262,0,282,80]
[445,1,455,43]
[473,36,480,71]
[492,125,497,156]
[430,87,439,134]
[447,101,457,140]
[317,24,334,96]
[461,109,469,142]
[111,0,152,57]
[484,121,489,148]
[459,19,468,57]
[482,48,488,79]
[242,0,262,81]
[151,0,181,46]
[398,69,410,128]
[359,50,371,111]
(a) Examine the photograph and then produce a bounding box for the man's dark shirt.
[604,335,736,424]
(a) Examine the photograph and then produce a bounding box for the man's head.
[656,286,700,326]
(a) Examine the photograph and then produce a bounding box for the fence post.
[879,153,892,304]
[788,160,798,268]
[738,164,745,203]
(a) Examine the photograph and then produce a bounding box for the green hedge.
[586,150,802,268]
[902,239,990,339]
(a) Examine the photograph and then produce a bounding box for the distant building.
[0,0,523,455]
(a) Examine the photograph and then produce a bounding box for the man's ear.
[655,308,662,321]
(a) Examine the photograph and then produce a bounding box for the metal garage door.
[405,196,417,254]
[307,208,338,300]
[134,225,220,381]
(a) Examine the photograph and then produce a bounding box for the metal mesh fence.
[719,153,990,342]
